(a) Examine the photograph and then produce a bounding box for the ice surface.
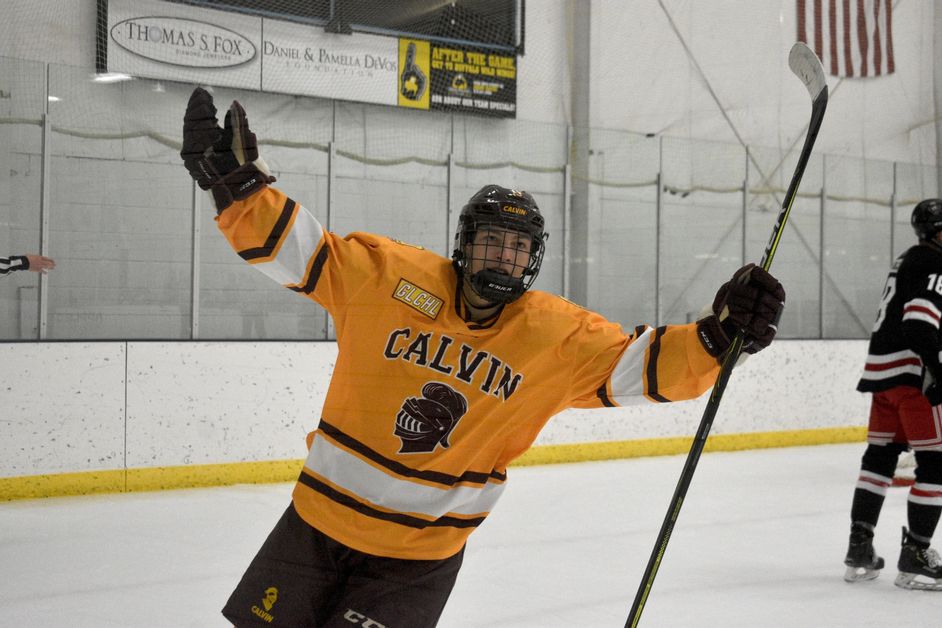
[2,443,941,627]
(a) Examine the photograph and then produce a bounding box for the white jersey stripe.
[864,349,920,364]
[609,325,656,406]
[904,297,942,320]
[304,432,505,519]
[902,297,941,328]
[255,203,325,286]
[902,310,941,328]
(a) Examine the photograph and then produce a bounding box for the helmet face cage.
[911,199,942,241]
[453,185,548,304]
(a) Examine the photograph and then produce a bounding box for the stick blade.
[788,42,827,101]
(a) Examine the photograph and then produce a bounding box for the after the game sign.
[101,0,517,118]
[429,45,517,117]
[395,39,516,118]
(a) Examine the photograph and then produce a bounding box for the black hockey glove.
[922,369,942,406]
[925,383,942,407]
[696,263,786,358]
[181,87,275,213]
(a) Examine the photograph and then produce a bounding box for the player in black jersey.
[845,198,942,590]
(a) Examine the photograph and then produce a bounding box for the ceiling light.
[92,72,133,83]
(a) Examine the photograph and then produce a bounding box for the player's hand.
[181,87,274,213]
[24,254,55,273]
[697,264,786,357]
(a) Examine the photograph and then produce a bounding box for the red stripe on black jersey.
[902,303,941,325]
[858,244,942,393]
[864,357,921,371]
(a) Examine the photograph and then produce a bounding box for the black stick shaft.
[625,88,827,628]
[625,333,743,627]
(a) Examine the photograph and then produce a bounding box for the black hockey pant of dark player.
[222,503,464,628]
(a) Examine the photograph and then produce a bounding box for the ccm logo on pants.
[344,609,386,628]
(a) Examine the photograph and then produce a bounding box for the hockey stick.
[625,42,828,627]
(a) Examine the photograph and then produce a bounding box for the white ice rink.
[3,442,942,627]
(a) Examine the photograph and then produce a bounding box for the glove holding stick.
[696,263,786,358]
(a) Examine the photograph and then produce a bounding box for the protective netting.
[161,0,520,48]
[0,0,938,341]
[97,0,521,118]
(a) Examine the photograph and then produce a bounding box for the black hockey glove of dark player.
[696,263,786,358]
[924,383,942,407]
[181,87,275,213]
[922,369,942,407]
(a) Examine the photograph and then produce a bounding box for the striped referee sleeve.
[0,256,28,276]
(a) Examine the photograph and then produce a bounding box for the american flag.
[797,0,895,77]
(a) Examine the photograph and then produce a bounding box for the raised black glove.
[181,87,275,213]
[697,263,786,357]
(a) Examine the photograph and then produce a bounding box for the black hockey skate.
[895,527,942,591]
[844,522,884,582]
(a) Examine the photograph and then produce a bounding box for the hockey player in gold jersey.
[181,87,786,627]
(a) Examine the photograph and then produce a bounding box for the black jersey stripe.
[318,420,507,486]
[297,471,485,529]
[238,198,297,261]
[646,326,671,403]
[289,245,329,295]
[857,374,922,393]
[597,383,615,407]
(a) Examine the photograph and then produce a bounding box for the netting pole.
[39,63,51,340]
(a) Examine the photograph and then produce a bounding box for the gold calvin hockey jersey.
[217,186,720,560]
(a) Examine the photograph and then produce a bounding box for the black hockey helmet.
[911,198,942,241]
[452,184,548,304]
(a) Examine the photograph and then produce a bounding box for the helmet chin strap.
[458,279,502,323]
[468,268,525,304]
[925,237,942,254]
[462,281,499,308]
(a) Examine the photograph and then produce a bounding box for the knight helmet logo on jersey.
[394,382,468,454]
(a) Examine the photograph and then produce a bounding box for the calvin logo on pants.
[250,586,278,623]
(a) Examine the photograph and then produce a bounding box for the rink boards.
[0,339,869,499]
